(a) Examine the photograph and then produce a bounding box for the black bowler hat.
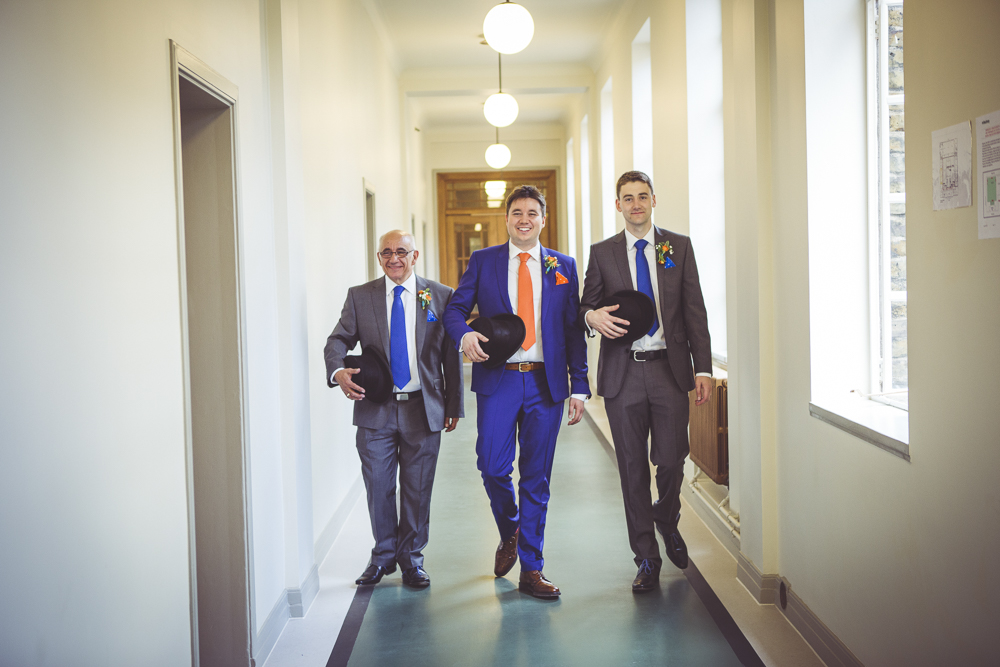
[597,290,656,344]
[468,313,527,370]
[344,345,393,404]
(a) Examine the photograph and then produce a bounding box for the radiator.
[688,377,729,485]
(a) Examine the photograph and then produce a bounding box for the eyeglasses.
[378,248,414,259]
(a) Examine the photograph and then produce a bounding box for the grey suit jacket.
[578,227,711,399]
[324,275,464,432]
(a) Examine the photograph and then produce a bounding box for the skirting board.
[254,565,321,664]
[736,552,864,667]
[254,586,290,665]
[256,478,364,666]
[736,550,779,604]
[314,473,365,564]
[680,479,741,559]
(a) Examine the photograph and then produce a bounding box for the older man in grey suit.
[580,171,713,593]
[325,230,463,589]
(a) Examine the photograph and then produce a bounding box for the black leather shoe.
[402,566,431,588]
[661,528,689,570]
[355,562,396,585]
[631,559,660,593]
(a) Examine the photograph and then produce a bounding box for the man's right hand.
[334,368,365,400]
[586,305,630,339]
[461,331,490,363]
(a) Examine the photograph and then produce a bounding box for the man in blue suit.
[443,185,589,599]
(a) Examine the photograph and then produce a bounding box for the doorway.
[436,170,558,290]
[171,41,254,667]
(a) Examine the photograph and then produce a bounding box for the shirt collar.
[385,272,417,297]
[508,241,541,262]
[625,227,655,251]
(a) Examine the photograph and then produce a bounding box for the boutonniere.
[543,256,559,274]
[655,241,676,268]
[417,288,432,309]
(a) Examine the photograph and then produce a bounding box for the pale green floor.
[347,389,745,667]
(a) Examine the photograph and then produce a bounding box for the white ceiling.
[373,0,624,69]
[371,0,625,128]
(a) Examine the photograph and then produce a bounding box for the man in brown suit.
[579,171,713,592]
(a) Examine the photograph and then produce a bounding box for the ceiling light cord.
[498,53,503,93]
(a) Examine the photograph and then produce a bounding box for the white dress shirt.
[624,228,666,352]
[385,273,420,393]
[586,227,711,378]
[506,242,544,363]
[331,273,421,392]
[460,241,588,401]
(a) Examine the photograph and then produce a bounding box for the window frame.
[866,0,907,410]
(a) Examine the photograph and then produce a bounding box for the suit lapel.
[540,246,552,325]
[496,242,514,313]
[612,231,632,291]
[370,277,391,355]
[415,275,428,359]
[653,226,671,325]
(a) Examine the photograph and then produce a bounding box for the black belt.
[394,390,422,401]
[630,349,666,362]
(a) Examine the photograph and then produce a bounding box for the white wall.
[293,0,407,550]
[0,0,284,663]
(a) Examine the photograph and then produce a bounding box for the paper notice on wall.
[932,122,972,210]
[977,110,1000,239]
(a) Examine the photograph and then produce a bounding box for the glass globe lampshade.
[483,2,534,55]
[484,92,519,127]
[485,143,512,169]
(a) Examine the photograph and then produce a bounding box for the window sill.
[808,396,910,462]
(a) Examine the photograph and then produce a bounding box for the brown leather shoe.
[518,570,560,599]
[494,528,519,577]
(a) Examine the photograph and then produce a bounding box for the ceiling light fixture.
[483,1,534,55]
[484,54,518,127]
[485,128,512,169]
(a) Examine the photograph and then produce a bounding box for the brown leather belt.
[504,362,545,372]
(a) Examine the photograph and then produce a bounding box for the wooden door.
[437,170,558,290]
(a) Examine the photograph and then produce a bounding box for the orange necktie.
[518,252,535,350]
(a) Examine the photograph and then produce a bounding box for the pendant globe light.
[484,54,518,127]
[483,2,534,55]
[485,128,512,169]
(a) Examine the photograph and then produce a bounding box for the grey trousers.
[356,394,441,570]
[605,356,690,568]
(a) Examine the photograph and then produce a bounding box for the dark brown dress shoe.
[402,566,430,588]
[355,562,396,585]
[518,570,560,599]
[494,527,519,577]
[631,559,660,593]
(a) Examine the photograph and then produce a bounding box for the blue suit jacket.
[443,242,590,403]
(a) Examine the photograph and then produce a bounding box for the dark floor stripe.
[684,560,766,667]
[325,585,373,667]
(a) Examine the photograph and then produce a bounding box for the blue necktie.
[634,239,659,338]
[390,285,411,389]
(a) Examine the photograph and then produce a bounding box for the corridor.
[263,374,820,667]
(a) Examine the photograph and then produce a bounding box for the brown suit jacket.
[578,226,711,399]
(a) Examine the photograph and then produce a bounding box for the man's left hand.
[567,398,585,426]
[444,417,460,432]
[694,376,714,406]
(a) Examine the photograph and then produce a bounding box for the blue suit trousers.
[476,368,563,572]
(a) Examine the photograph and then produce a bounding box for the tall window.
[631,19,653,179]
[566,137,577,261]
[869,0,906,407]
[686,0,726,363]
[581,115,593,268]
[600,78,616,239]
